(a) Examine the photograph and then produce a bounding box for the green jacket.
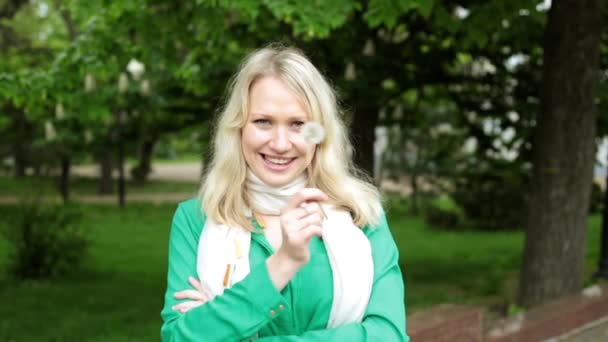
[161,198,408,341]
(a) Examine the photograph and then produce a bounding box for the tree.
[0,0,52,178]
[519,0,604,307]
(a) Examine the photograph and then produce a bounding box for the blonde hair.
[199,44,382,229]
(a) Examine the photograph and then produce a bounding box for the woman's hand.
[172,276,209,313]
[277,188,327,265]
[266,188,327,291]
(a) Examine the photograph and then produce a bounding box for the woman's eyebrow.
[249,112,308,120]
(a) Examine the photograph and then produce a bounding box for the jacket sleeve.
[160,201,288,341]
[257,210,409,341]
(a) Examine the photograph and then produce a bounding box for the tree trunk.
[6,104,27,178]
[518,0,603,307]
[97,145,114,194]
[117,137,126,208]
[12,136,26,178]
[351,102,378,179]
[116,110,127,208]
[58,155,71,202]
[131,137,156,183]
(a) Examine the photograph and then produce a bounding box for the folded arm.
[160,201,289,341]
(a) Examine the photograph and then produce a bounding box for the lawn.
[388,198,602,312]
[0,202,176,341]
[0,199,602,340]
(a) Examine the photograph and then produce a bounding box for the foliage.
[423,204,462,230]
[0,200,89,279]
[452,161,529,231]
[0,0,555,187]
[365,0,435,28]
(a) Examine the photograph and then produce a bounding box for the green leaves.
[197,0,359,38]
[202,0,261,21]
[195,0,439,37]
[0,73,19,103]
[417,0,434,18]
[365,0,435,28]
[263,0,360,38]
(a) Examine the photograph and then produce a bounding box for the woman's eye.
[291,121,305,130]
[253,119,271,127]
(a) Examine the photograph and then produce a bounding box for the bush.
[1,201,89,279]
[451,162,603,229]
[452,166,528,231]
[423,204,462,230]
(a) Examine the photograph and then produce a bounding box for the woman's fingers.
[172,277,210,313]
[296,224,323,242]
[172,300,205,313]
[280,207,309,224]
[188,276,204,293]
[281,212,322,233]
[303,212,322,228]
[283,188,328,213]
[174,289,206,301]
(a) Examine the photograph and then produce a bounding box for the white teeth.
[266,156,290,165]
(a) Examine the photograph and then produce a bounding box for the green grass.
[0,203,176,341]
[0,200,603,340]
[0,175,198,198]
[384,199,602,314]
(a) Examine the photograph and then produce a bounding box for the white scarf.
[197,171,373,328]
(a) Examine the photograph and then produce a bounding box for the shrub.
[423,204,462,230]
[451,166,528,231]
[1,201,89,279]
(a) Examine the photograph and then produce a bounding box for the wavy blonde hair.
[199,44,382,229]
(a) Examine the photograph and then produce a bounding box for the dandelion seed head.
[301,121,326,145]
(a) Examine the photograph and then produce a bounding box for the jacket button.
[278,304,285,311]
[270,310,276,317]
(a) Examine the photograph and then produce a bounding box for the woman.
[161,45,408,341]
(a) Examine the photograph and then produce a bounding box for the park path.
[550,316,608,341]
[0,162,202,205]
[71,162,202,183]
[0,192,197,205]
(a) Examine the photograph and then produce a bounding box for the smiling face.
[241,76,315,187]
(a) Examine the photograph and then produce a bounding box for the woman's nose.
[268,127,292,152]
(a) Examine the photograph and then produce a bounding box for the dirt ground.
[71,162,203,183]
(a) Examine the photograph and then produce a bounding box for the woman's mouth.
[261,154,296,170]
